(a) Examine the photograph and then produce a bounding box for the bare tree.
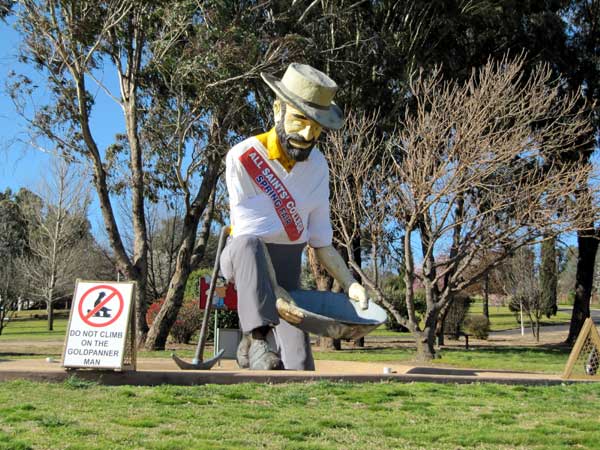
[498,247,545,341]
[19,159,91,330]
[349,55,597,360]
[325,110,392,268]
[324,110,404,324]
[145,200,184,301]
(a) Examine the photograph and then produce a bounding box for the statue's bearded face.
[274,101,323,162]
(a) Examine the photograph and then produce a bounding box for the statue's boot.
[248,327,282,370]
[236,334,251,369]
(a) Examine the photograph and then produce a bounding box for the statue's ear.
[273,99,282,123]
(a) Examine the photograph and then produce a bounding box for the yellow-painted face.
[274,100,322,161]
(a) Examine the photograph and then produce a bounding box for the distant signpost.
[63,280,136,370]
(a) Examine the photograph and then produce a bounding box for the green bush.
[443,293,472,338]
[184,268,212,301]
[182,268,240,341]
[383,276,426,332]
[464,314,490,339]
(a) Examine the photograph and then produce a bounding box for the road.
[488,307,600,337]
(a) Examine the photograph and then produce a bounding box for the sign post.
[62,280,136,371]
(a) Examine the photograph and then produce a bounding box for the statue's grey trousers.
[220,235,314,371]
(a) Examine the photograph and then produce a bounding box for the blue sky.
[0,19,125,238]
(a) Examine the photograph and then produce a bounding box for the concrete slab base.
[0,357,575,386]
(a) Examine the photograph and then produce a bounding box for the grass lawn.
[467,302,571,331]
[0,312,69,341]
[0,380,598,450]
[314,345,570,374]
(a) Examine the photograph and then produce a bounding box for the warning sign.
[63,280,135,370]
[78,284,124,327]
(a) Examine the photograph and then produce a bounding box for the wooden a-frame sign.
[62,280,137,371]
[563,318,600,380]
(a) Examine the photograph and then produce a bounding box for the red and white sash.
[239,147,304,241]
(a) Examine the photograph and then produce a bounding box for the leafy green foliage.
[463,314,491,340]
[183,268,211,301]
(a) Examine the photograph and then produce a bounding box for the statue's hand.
[348,282,369,310]
[275,287,304,325]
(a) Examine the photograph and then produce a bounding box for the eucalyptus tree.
[141,1,303,350]
[561,0,600,344]
[10,0,165,344]
[9,0,290,347]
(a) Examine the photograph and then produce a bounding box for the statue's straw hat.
[261,63,343,130]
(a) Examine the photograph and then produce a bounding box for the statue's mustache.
[286,134,314,147]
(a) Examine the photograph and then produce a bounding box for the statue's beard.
[275,112,315,162]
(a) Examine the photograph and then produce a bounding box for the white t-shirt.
[225,136,333,247]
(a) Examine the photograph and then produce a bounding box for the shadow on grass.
[443,344,571,356]
[0,330,65,336]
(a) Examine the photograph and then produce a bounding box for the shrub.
[464,314,490,339]
[169,301,204,344]
[184,268,212,301]
[443,292,472,338]
[146,298,204,344]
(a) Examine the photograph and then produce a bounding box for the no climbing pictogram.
[77,284,124,327]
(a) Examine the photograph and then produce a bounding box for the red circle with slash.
[78,285,124,327]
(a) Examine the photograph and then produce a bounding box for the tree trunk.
[47,301,54,331]
[307,247,341,350]
[144,242,193,350]
[415,331,436,361]
[144,169,219,350]
[415,309,438,361]
[541,236,558,318]
[483,273,489,319]
[307,247,333,291]
[566,230,599,345]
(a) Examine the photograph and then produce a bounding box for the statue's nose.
[299,125,316,141]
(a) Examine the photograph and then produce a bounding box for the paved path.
[0,357,573,386]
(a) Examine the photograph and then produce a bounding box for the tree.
[352,56,596,360]
[145,202,185,302]
[18,159,92,330]
[499,247,544,340]
[541,236,559,317]
[0,0,12,19]
[10,0,157,344]
[560,0,600,344]
[0,189,28,335]
[141,1,296,350]
[10,1,280,348]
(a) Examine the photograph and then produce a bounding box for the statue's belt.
[239,147,304,241]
